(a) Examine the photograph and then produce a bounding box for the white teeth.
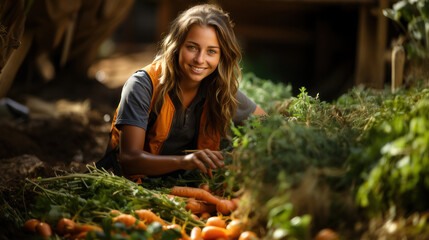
[191,66,204,71]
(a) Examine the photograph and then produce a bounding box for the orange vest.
[109,62,220,154]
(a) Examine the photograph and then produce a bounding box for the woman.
[97,4,266,178]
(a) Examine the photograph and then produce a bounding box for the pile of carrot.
[23,217,102,239]
[22,209,178,239]
[170,186,240,216]
[181,216,259,240]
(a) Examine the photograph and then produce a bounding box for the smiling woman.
[96,4,266,179]
[179,25,220,86]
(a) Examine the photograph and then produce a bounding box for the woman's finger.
[206,150,224,168]
[193,157,208,173]
[199,150,217,169]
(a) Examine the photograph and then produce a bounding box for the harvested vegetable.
[23,219,40,233]
[170,186,221,205]
[190,226,203,240]
[199,183,211,193]
[56,217,75,235]
[238,231,258,240]
[201,226,228,239]
[186,199,216,214]
[226,219,244,238]
[200,212,211,220]
[205,216,226,228]
[74,224,102,233]
[25,166,204,231]
[113,213,137,227]
[135,209,167,226]
[35,222,52,238]
[216,199,236,215]
[314,228,339,240]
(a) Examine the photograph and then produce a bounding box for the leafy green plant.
[25,166,203,230]
[383,0,429,59]
[356,92,429,215]
[229,81,429,238]
[239,72,292,110]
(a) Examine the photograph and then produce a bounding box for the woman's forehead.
[184,25,220,48]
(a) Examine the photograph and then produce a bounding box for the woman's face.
[178,24,221,85]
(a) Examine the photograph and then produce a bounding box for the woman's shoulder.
[127,69,152,86]
[122,69,154,96]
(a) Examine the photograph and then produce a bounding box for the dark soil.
[0,69,123,239]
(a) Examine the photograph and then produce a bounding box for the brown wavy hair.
[153,4,241,138]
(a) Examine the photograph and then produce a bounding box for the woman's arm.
[118,125,224,177]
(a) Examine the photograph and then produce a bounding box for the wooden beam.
[235,25,314,44]
[374,0,389,89]
[391,45,405,93]
[0,32,33,98]
[355,0,389,89]
[355,5,372,87]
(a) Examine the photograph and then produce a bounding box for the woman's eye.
[208,50,217,54]
[187,45,197,50]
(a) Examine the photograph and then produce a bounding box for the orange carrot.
[199,183,211,193]
[74,224,103,233]
[205,216,226,228]
[216,199,236,215]
[201,226,228,240]
[314,228,339,240]
[231,198,241,208]
[200,212,211,220]
[35,222,52,238]
[238,231,259,240]
[136,221,147,230]
[56,218,76,235]
[180,226,192,240]
[135,209,167,226]
[190,226,203,240]
[226,219,244,238]
[71,231,88,240]
[207,169,213,178]
[181,231,191,240]
[113,213,137,227]
[23,219,40,233]
[186,199,217,214]
[170,186,220,205]
[110,209,122,216]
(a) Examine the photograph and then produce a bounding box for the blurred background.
[2,0,400,101]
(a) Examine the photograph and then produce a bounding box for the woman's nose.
[194,51,204,64]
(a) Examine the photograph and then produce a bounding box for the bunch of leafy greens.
[228,80,429,238]
[239,72,292,110]
[25,166,203,235]
[354,88,429,215]
[383,0,429,59]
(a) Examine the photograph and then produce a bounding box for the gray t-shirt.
[115,70,256,154]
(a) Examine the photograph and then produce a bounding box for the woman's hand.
[180,149,224,173]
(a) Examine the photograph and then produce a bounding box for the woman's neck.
[179,80,200,108]
[179,79,200,92]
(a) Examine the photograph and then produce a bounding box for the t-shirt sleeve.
[233,90,257,124]
[115,70,153,131]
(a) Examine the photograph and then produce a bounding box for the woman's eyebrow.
[186,41,220,49]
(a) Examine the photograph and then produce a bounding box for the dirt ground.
[0,48,154,238]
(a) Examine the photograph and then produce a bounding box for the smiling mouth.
[190,65,206,73]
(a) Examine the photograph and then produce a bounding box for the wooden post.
[374,0,389,89]
[156,0,172,40]
[60,13,77,68]
[0,31,33,98]
[391,45,405,93]
[355,0,389,89]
